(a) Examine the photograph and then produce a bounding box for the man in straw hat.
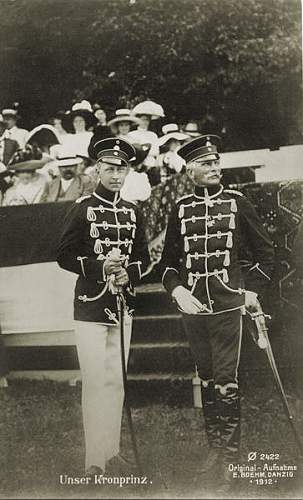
[41,148,94,203]
[57,137,150,476]
[160,135,274,493]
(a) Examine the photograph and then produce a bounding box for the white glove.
[245,290,259,312]
[172,286,204,314]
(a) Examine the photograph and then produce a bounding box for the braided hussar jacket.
[57,183,150,325]
[161,184,275,314]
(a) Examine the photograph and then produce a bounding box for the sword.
[116,290,143,476]
[247,302,303,457]
[107,247,143,475]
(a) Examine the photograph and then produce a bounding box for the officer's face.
[97,160,129,192]
[187,156,222,187]
[59,165,77,180]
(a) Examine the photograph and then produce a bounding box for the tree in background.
[0,0,301,150]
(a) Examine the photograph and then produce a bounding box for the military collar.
[194,184,223,200]
[93,183,121,205]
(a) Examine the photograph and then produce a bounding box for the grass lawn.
[0,379,303,499]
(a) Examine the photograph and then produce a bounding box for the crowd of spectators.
[0,100,201,206]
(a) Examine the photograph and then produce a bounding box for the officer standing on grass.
[57,137,150,477]
[160,135,275,493]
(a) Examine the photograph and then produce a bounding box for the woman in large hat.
[127,100,165,168]
[148,124,188,185]
[63,101,97,158]
[2,145,49,206]
[25,124,62,180]
[108,109,141,140]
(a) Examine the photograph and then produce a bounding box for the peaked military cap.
[90,137,136,166]
[177,134,221,163]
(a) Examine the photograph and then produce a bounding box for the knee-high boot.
[201,379,221,448]
[200,380,222,473]
[215,384,241,463]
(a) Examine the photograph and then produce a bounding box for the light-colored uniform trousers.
[74,314,132,471]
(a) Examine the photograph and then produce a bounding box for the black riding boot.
[200,380,222,473]
[216,385,241,492]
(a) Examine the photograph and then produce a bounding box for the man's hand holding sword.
[103,248,129,293]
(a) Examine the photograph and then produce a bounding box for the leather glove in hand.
[245,290,259,312]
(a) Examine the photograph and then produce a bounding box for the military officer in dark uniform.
[160,135,274,491]
[57,138,150,476]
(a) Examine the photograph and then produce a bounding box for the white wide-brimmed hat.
[132,100,165,120]
[108,109,141,127]
[158,123,189,147]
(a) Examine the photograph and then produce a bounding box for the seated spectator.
[93,103,107,127]
[2,105,28,148]
[120,144,152,203]
[49,111,70,146]
[41,150,94,202]
[128,100,165,168]
[26,124,62,180]
[156,123,188,183]
[0,113,19,166]
[108,109,141,140]
[2,145,49,206]
[0,165,14,206]
[62,100,97,157]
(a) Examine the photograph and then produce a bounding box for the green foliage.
[0,0,301,149]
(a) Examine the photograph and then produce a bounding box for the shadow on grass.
[0,379,303,499]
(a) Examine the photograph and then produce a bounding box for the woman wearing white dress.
[63,100,97,158]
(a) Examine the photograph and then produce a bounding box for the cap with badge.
[90,137,136,166]
[177,135,221,163]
